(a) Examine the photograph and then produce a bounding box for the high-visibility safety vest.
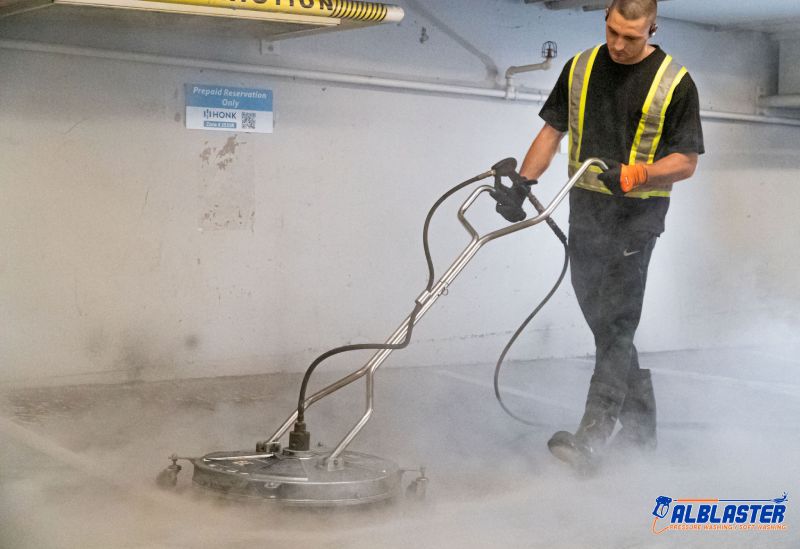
[568,45,688,199]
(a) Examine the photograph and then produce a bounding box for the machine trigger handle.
[491,157,535,189]
[491,157,519,179]
[489,158,535,223]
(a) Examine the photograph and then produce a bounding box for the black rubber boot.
[548,378,624,475]
[547,424,605,476]
[611,369,657,452]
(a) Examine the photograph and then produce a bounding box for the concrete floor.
[1,348,798,548]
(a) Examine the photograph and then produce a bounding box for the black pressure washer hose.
[492,209,568,427]
[290,170,488,449]
[291,162,569,448]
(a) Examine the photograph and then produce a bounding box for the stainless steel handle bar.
[266,158,607,465]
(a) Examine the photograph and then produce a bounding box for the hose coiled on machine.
[294,167,569,434]
[294,173,487,426]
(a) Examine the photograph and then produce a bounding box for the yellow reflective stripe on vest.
[625,186,672,199]
[628,55,673,166]
[629,57,688,166]
[568,161,672,198]
[626,58,687,198]
[567,46,601,168]
[569,161,611,194]
[568,45,687,199]
[647,66,687,163]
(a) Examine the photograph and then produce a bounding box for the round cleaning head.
[191,447,401,507]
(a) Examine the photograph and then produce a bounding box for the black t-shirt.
[540,44,704,235]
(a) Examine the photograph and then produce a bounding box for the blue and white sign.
[185,84,273,134]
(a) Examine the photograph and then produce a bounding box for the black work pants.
[568,226,657,422]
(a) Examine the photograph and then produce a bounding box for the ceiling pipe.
[0,39,548,101]
[525,0,674,11]
[544,0,607,11]
[700,109,800,126]
[1,39,800,127]
[505,41,557,99]
[523,0,616,11]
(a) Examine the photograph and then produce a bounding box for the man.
[518,0,704,473]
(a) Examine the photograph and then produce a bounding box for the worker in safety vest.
[518,0,704,473]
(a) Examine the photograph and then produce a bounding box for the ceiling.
[525,0,800,38]
[660,0,800,36]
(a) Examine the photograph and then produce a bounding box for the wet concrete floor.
[1,348,798,548]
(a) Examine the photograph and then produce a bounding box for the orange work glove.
[620,163,649,193]
[598,160,649,196]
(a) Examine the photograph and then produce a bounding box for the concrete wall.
[779,38,800,94]
[1,0,798,386]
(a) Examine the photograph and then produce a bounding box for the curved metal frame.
[266,158,608,468]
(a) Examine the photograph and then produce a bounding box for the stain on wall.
[197,136,255,231]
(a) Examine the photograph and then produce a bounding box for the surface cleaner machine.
[157,157,607,507]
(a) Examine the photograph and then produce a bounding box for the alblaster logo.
[651,492,788,534]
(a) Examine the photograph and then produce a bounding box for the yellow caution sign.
[143,0,404,22]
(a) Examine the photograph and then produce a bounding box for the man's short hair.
[608,0,657,22]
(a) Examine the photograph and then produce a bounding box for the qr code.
[241,111,256,130]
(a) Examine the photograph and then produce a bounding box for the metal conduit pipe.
[699,109,800,126]
[758,94,800,109]
[0,39,546,101]
[2,40,800,127]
